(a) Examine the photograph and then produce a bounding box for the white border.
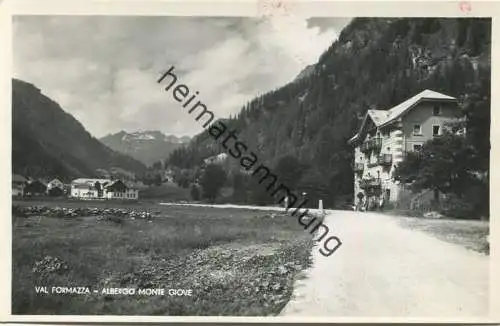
[1,0,499,323]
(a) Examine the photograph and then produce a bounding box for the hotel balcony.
[359,177,381,189]
[366,154,393,168]
[360,137,382,154]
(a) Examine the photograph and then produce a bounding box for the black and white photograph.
[4,0,496,321]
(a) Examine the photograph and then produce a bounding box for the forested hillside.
[12,79,147,181]
[166,18,491,208]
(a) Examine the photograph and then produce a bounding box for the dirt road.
[281,210,489,317]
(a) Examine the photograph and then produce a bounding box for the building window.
[413,144,422,151]
[433,105,441,116]
[413,124,422,135]
[433,125,441,136]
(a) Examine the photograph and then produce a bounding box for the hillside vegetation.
[12,79,147,181]
[166,18,490,213]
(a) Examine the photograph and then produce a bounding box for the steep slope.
[12,79,147,180]
[100,131,190,167]
[167,18,491,206]
[294,64,316,82]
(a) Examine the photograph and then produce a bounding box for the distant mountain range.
[12,79,147,181]
[99,131,190,167]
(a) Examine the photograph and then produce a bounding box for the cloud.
[13,16,349,137]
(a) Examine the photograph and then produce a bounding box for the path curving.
[280,211,489,317]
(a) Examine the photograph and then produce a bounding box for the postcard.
[1,0,499,323]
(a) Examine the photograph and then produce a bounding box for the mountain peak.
[100,130,191,166]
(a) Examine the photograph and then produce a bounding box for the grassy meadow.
[397,216,490,255]
[12,200,313,315]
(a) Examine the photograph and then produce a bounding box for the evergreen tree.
[200,164,227,202]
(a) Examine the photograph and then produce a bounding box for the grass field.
[12,200,313,315]
[396,216,489,255]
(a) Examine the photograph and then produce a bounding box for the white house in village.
[47,178,64,191]
[104,180,140,200]
[348,89,462,206]
[70,178,139,200]
[203,153,229,165]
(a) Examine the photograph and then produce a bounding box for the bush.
[190,185,201,201]
[439,194,476,219]
[200,164,227,202]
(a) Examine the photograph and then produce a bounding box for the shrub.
[439,194,476,219]
[190,184,201,201]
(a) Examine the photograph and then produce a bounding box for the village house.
[203,153,229,165]
[46,178,66,196]
[104,180,139,200]
[12,174,27,196]
[23,179,47,196]
[348,89,461,208]
[70,178,139,200]
[47,178,64,191]
[70,178,109,199]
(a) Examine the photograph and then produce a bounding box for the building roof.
[71,178,111,185]
[204,153,229,164]
[379,89,457,127]
[12,174,28,183]
[105,180,133,192]
[48,178,64,184]
[349,89,457,144]
[367,109,387,126]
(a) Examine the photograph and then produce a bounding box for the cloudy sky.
[13,16,351,138]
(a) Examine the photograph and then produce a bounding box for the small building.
[203,153,228,165]
[70,178,138,200]
[70,178,111,200]
[47,178,64,191]
[47,178,66,196]
[24,180,47,196]
[12,174,27,197]
[104,180,139,200]
[348,89,461,207]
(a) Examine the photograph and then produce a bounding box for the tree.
[154,174,162,186]
[274,155,305,188]
[48,187,64,197]
[296,169,331,208]
[200,164,227,202]
[94,181,103,197]
[190,184,201,201]
[394,133,478,199]
[151,160,163,170]
[248,177,274,205]
[392,151,422,184]
[231,172,248,203]
[172,168,194,188]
